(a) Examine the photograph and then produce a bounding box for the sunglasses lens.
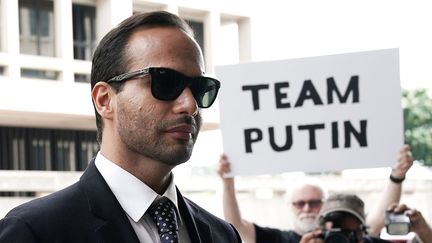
[309,200,322,208]
[150,68,220,108]
[190,78,220,108]
[151,68,185,101]
[293,201,306,208]
[292,200,322,209]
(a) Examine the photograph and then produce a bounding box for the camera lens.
[324,233,351,243]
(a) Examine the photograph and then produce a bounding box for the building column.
[54,0,74,83]
[2,0,20,79]
[238,17,252,62]
[96,0,133,41]
[204,11,220,73]
[163,4,178,15]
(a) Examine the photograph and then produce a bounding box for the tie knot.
[148,197,179,243]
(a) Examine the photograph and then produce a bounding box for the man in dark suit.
[0,11,241,243]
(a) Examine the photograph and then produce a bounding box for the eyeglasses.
[107,67,221,108]
[292,199,323,209]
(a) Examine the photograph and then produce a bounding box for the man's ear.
[92,82,115,119]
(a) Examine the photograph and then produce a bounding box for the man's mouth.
[299,214,317,220]
[166,124,195,141]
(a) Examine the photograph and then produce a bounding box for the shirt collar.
[94,152,179,222]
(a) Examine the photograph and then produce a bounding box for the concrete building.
[0,0,251,214]
[0,1,431,241]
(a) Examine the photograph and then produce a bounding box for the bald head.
[290,184,324,204]
[289,183,325,235]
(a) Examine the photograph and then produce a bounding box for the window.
[21,68,59,80]
[0,126,98,171]
[29,137,51,170]
[73,4,96,60]
[19,0,55,57]
[186,20,205,56]
[79,140,98,170]
[74,73,90,83]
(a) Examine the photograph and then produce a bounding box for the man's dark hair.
[90,11,194,143]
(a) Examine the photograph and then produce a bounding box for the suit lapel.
[79,160,140,243]
[79,161,215,243]
[177,188,212,243]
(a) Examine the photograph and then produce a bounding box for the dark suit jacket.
[0,160,241,243]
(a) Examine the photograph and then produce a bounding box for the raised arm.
[366,144,414,236]
[217,154,256,243]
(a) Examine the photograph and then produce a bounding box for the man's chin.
[294,217,318,234]
[295,224,317,235]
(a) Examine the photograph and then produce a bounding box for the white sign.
[215,49,403,176]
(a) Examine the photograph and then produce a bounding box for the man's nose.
[173,87,198,116]
[302,203,312,211]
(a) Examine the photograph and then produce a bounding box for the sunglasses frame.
[291,199,323,209]
[106,67,220,108]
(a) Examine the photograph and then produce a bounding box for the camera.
[318,211,362,243]
[319,228,357,243]
[385,211,411,235]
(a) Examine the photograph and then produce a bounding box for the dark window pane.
[73,4,96,60]
[74,73,90,83]
[19,0,55,56]
[29,138,50,170]
[78,140,98,170]
[21,68,59,80]
[29,8,37,35]
[0,126,98,196]
[54,131,75,171]
[39,8,50,36]
[186,20,204,56]
[0,191,35,197]
[0,126,98,171]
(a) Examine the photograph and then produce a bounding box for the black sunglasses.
[106,67,220,108]
[292,199,323,209]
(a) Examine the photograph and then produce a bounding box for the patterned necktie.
[148,197,179,243]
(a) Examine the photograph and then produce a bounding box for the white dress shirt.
[95,152,192,243]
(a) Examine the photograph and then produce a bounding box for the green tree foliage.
[403,89,432,167]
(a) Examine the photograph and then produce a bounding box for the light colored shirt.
[95,152,191,243]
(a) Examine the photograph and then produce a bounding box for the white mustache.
[298,213,318,220]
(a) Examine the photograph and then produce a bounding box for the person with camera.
[386,203,432,243]
[300,194,392,243]
[216,145,413,243]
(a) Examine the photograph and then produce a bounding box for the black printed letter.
[294,80,324,107]
[269,126,293,151]
[327,76,359,104]
[242,84,270,111]
[275,82,291,108]
[298,124,325,150]
[244,128,263,153]
[344,120,367,147]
